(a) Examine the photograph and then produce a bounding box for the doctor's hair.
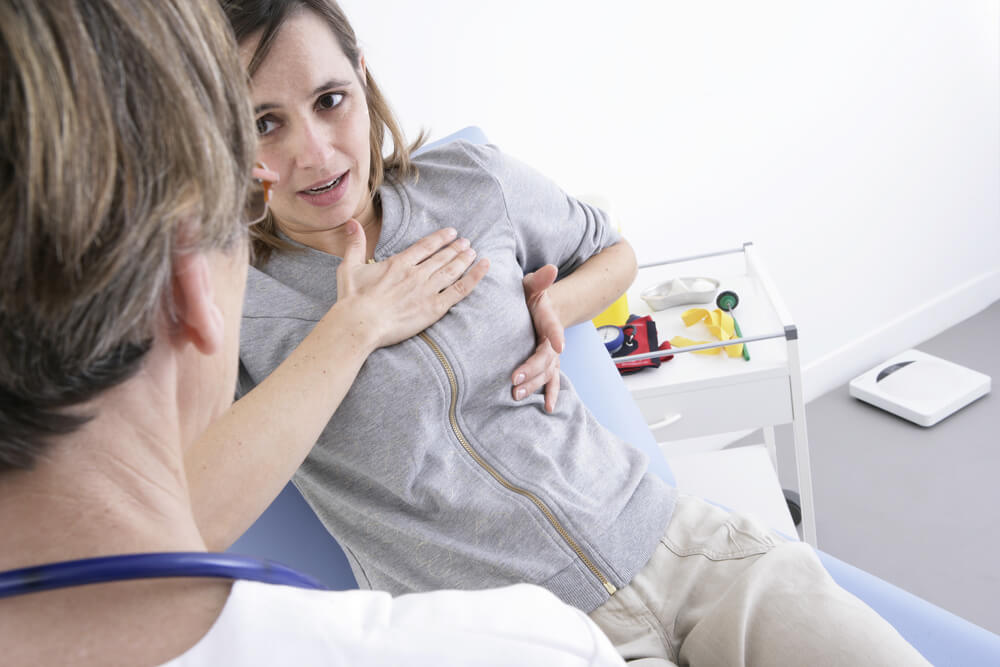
[0,0,256,470]
[221,0,425,264]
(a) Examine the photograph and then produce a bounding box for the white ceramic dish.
[640,276,720,310]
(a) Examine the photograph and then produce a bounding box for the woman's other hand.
[512,264,564,413]
[335,221,489,348]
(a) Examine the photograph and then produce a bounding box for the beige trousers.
[589,495,930,666]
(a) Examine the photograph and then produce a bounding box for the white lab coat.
[163,580,623,666]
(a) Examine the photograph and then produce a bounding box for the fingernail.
[515,388,526,400]
[465,248,477,259]
[514,373,525,385]
[457,237,470,249]
[445,227,457,238]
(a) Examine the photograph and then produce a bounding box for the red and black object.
[612,315,675,375]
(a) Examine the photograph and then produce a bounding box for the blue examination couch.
[231,128,1000,666]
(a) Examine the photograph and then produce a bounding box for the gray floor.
[758,300,999,634]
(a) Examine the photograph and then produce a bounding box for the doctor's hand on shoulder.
[335,220,489,349]
[512,264,565,414]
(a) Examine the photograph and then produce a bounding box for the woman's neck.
[281,196,382,260]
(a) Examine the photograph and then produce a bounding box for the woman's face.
[240,10,374,241]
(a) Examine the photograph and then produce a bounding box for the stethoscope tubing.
[0,552,327,598]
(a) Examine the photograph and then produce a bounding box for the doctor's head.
[0,0,256,471]
[222,0,417,262]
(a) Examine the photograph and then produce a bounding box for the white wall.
[342,0,1000,401]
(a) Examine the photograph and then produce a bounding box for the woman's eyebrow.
[311,78,353,96]
[253,79,353,115]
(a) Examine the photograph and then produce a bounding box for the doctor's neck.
[0,375,207,574]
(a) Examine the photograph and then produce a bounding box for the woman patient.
[206,0,930,664]
[0,1,625,664]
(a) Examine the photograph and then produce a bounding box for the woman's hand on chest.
[335,221,490,348]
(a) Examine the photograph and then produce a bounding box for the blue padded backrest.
[229,127,672,589]
[231,484,358,590]
[417,125,489,151]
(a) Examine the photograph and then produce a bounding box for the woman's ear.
[170,252,225,355]
[359,53,367,79]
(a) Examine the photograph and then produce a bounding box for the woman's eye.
[316,92,344,111]
[255,116,279,136]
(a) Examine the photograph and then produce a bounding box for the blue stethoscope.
[0,553,326,599]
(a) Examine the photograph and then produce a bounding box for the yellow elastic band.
[670,308,744,358]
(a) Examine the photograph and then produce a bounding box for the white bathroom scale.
[849,349,991,427]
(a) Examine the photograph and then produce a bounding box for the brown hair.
[0,0,257,469]
[221,0,424,264]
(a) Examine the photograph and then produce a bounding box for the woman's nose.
[294,120,335,170]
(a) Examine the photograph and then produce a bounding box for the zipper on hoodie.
[417,330,617,596]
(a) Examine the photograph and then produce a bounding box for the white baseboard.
[802,269,1000,404]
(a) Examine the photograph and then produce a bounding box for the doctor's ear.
[169,252,225,355]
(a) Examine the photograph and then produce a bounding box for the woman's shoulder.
[411,138,505,174]
[406,138,546,204]
[388,139,511,208]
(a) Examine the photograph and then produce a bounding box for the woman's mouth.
[304,175,343,194]
[297,171,350,206]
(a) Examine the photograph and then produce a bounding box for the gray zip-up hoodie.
[239,141,676,612]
